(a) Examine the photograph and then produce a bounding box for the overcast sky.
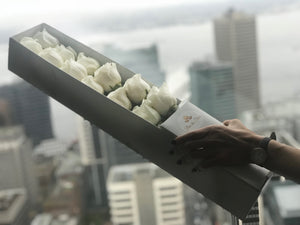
[0,0,227,25]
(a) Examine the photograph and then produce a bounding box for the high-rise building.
[77,117,147,208]
[189,61,237,121]
[0,81,53,146]
[0,189,29,225]
[77,117,108,208]
[214,10,260,115]
[0,126,38,206]
[107,163,186,225]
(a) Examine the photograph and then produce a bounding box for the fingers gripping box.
[8,23,271,220]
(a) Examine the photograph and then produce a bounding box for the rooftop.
[219,9,254,20]
[56,151,83,177]
[31,213,78,225]
[34,139,68,158]
[108,163,172,183]
[0,189,27,224]
[0,126,25,152]
[189,61,232,72]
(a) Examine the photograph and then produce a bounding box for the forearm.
[264,140,300,183]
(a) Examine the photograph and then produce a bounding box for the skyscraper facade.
[0,81,53,146]
[214,10,260,115]
[77,117,108,208]
[189,61,237,121]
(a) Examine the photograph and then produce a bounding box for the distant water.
[1,9,299,141]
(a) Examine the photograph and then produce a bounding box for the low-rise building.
[0,189,29,225]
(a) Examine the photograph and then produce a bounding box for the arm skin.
[174,119,300,184]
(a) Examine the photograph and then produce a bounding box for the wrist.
[251,135,265,148]
[249,133,276,166]
[243,134,263,164]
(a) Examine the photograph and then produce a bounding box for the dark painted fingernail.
[169,150,175,155]
[176,159,182,165]
[171,139,176,145]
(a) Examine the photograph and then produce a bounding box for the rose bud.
[33,28,59,48]
[82,75,104,94]
[124,74,150,105]
[39,47,64,68]
[107,87,132,110]
[61,59,87,81]
[55,44,76,62]
[146,83,177,116]
[132,101,161,125]
[77,52,100,75]
[67,46,77,59]
[20,37,43,54]
[94,62,122,93]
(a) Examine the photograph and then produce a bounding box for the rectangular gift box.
[8,23,272,219]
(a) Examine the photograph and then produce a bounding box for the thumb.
[223,120,232,126]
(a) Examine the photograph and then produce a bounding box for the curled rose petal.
[61,59,87,81]
[107,87,132,110]
[77,52,100,75]
[82,75,104,94]
[132,101,161,125]
[94,62,122,93]
[20,37,43,54]
[124,74,150,105]
[33,28,59,48]
[39,47,64,68]
[146,83,177,116]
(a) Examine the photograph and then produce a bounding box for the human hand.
[173,119,263,168]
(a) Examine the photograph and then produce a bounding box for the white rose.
[55,45,76,62]
[77,52,100,75]
[107,87,132,110]
[61,59,87,81]
[82,76,104,94]
[94,62,122,93]
[20,37,43,54]
[39,48,64,68]
[132,101,161,125]
[124,74,150,105]
[33,28,59,48]
[146,83,177,116]
[67,46,77,58]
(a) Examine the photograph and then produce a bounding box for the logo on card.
[183,116,192,123]
[180,113,201,131]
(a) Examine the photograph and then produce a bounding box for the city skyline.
[0,2,299,224]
